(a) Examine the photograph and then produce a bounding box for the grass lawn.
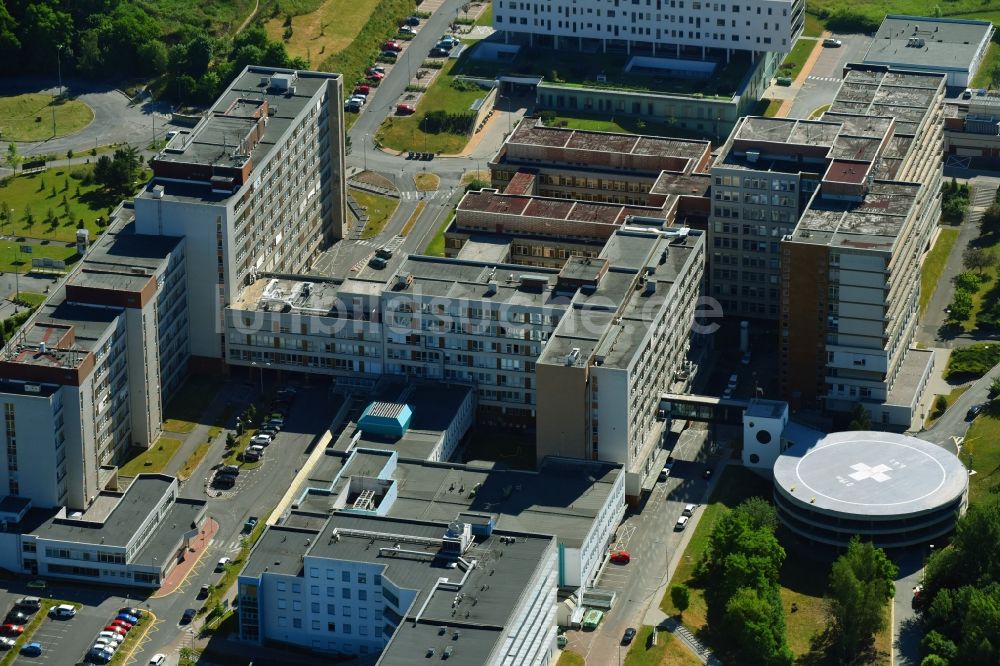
[0,166,116,242]
[12,291,45,307]
[162,374,224,433]
[803,13,825,37]
[118,437,183,477]
[423,211,454,256]
[376,58,488,154]
[556,650,585,666]
[779,38,818,81]
[807,0,1000,25]
[659,465,834,661]
[400,201,426,236]
[624,626,701,666]
[973,42,1000,89]
[808,104,831,119]
[0,94,94,142]
[461,169,490,184]
[414,173,439,191]
[475,3,493,26]
[758,98,783,117]
[544,113,716,140]
[352,189,400,239]
[920,227,960,315]
[925,385,971,427]
[266,0,380,63]
[963,402,1000,505]
[178,442,211,480]
[946,342,1000,380]
[0,241,78,273]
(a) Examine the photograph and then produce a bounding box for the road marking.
[116,610,160,666]
[807,75,842,83]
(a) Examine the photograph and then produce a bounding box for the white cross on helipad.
[849,463,892,482]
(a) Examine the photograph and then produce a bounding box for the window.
[343,606,352,617]
[310,567,319,578]
[342,588,351,600]
[357,573,367,584]
[342,571,350,582]
[311,602,320,613]
[277,582,287,592]
[292,600,302,611]
[327,603,336,614]
[358,590,367,601]
[310,585,319,596]
[277,599,287,610]
[293,618,302,629]
[328,622,336,632]
[343,624,352,635]
[327,587,336,597]
[359,608,368,619]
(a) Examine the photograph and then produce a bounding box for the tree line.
[0,1,304,106]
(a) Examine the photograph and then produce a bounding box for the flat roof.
[865,15,993,73]
[31,475,182,546]
[790,181,921,251]
[507,120,710,161]
[458,190,672,230]
[292,453,622,550]
[829,68,945,136]
[773,431,968,518]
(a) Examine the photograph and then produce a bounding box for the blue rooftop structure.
[357,401,412,438]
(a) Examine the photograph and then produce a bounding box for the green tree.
[721,586,793,666]
[827,537,898,660]
[671,584,690,618]
[847,403,871,430]
[65,148,73,167]
[922,630,959,662]
[935,395,948,415]
[921,656,949,666]
[949,289,974,321]
[980,202,1000,236]
[5,142,22,173]
[964,246,997,274]
[138,40,168,75]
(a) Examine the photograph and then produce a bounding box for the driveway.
[789,32,874,118]
[0,80,175,164]
[892,548,925,666]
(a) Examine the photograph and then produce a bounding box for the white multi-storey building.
[238,513,558,664]
[134,66,347,362]
[0,214,187,511]
[494,0,804,55]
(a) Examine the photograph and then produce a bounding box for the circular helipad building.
[772,431,968,548]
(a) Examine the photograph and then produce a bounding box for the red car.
[111,619,133,629]
[0,624,23,635]
[104,625,128,635]
[397,104,416,115]
[354,85,371,96]
[382,40,403,52]
[366,71,385,81]
[609,550,631,564]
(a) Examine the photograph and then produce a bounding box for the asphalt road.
[0,80,173,163]
[564,426,716,665]
[788,32,874,119]
[919,360,1000,454]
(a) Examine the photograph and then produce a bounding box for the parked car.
[658,466,670,481]
[110,619,133,630]
[213,474,236,489]
[220,465,240,476]
[51,604,76,618]
[181,608,196,624]
[89,649,114,664]
[967,404,985,420]
[912,584,924,609]
[366,71,385,81]
[398,25,416,34]
[404,15,421,25]
[0,637,14,649]
[962,88,973,100]
[622,627,637,645]
[439,35,460,47]
[822,37,842,47]
[609,550,630,564]
[267,416,285,428]
[434,40,454,51]
[119,607,143,619]
[5,611,27,624]
[150,654,167,666]
[217,557,232,572]
[682,503,696,517]
[116,612,138,624]
[675,516,690,531]
[97,631,125,644]
[345,101,362,112]
[93,639,118,652]
[397,103,416,115]
[199,584,210,599]
[15,597,41,611]
[366,66,385,75]
[348,95,367,106]
[353,84,371,96]
[25,580,46,590]
[382,40,403,52]
[380,50,398,60]
[243,516,259,533]
[1,624,24,635]
[369,256,388,269]
[251,434,272,446]
[103,625,127,635]
[429,47,450,58]
[20,642,42,657]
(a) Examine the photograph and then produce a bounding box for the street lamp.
[363,134,369,172]
[56,44,64,98]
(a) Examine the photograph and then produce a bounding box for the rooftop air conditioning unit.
[746,150,760,163]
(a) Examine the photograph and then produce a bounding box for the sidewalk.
[152,517,219,598]
[773,33,828,119]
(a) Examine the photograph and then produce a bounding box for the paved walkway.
[773,33,827,119]
[152,517,219,598]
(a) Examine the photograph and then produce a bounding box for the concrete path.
[151,518,219,599]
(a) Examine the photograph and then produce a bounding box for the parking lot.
[10,604,106,665]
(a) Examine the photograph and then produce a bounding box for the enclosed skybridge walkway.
[659,393,748,425]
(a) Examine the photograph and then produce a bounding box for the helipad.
[772,431,968,548]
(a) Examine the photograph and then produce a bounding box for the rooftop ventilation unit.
[644,279,657,295]
[565,347,581,366]
[746,150,760,163]
[486,280,498,295]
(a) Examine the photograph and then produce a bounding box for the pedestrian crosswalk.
[399,190,449,201]
[807,75,842,83]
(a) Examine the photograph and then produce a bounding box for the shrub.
[450,77,480,92]
[946,343,1000,379]
[420,109,474,135]
[948,289,973,321]
[955,271,986,293]
[825,9,880,34]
